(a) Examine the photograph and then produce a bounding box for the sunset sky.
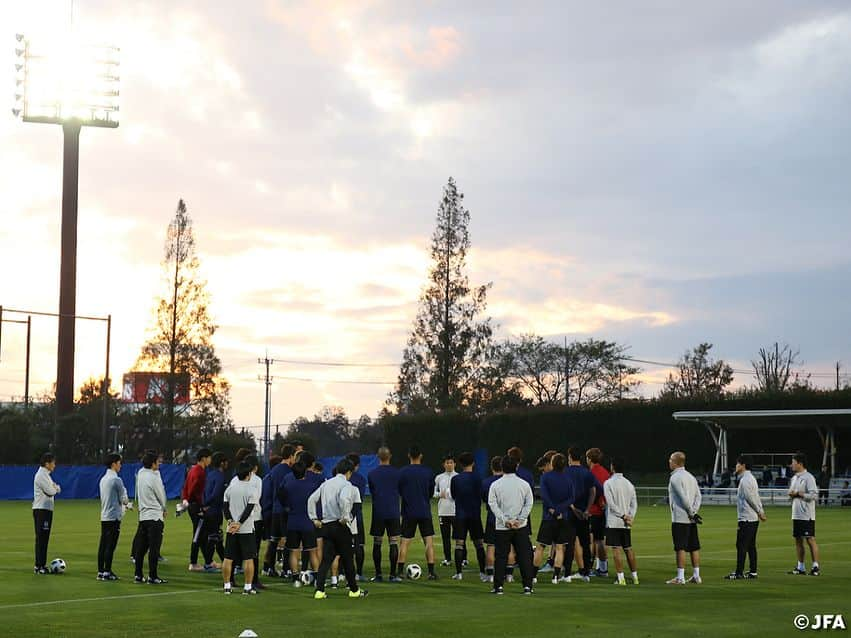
[2,1,850,440]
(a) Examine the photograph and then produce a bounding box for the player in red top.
[586,448,611,577]
[182,448,212,572]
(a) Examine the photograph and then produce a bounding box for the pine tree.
[390,178,497,413]
[136,199,231,456]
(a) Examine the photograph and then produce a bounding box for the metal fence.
[635,487,850,508]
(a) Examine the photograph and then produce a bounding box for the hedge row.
[381,391,851,475]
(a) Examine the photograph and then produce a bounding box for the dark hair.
[586,448,603,464]
[280,444,295,460]
[313,461,324,473]
[535,456,549,470]
[793,452,807,467]
[142,452,158,469]
[104,453,122,468]
[501,455,518,474]
[457,452,474,467]
[610,457,625,473]
[551,453,567,472]
[244,455,259,469]
[409,445,422,459]
[334,458,354,476]
[507,447,523,463]
[291,440,304,449]
[292,462,307,480]
[211,452,227,469]
[567,447,583,463]
[346,453,360,467]
[490,455,503,473]
[196,448,212,462]
[268,454,282,469]
[298,451,315,469]
[736,455,752,470]
[443,453,455,462]
[40,452,55,467]
[236,461,252,481]
[234,448,250,463]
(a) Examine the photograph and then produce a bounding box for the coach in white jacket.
[726,455,765,580]
[487,456,534,594]
[667,451,702,585]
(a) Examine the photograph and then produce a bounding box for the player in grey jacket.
[604,458,638,585]
[787,452,821,576]
[98,453,130,581]
[725,456,766,580]
[667,451,702,585]
[32,453,61,574]
[133,452,168,584]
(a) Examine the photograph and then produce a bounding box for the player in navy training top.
[367,447,402,581]
[260,455,281,575]
[508,447,535,535]
[397,446,438,579]
[269,444,296,571]
[450,452,487,580]
[539,453,576,582]
[346,453,368,580]
[564,446,601,579]
[281,462,321,581]
[481,456,503,581]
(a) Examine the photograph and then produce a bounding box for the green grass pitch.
[1,499,848,637]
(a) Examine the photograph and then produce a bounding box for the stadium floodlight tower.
[13,33,120,418]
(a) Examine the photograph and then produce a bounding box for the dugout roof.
[672,409,851,475]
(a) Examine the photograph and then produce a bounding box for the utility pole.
[837,361,842,391]
[258,356,276,462]
[564,336,570,408]
[0,311,33,408]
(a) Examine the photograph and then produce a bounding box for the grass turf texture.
[1,500,849,638]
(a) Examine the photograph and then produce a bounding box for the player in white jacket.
[667,451,702,585]
[604,458,638,586]
[787,452,821,576]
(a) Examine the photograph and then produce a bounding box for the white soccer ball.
[406,563,422,580]
[50,558,66,574]
[299,571,315,586]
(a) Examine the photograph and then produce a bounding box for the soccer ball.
[406,564,422,580]
[299,571,315,586]
[50,558,66,574]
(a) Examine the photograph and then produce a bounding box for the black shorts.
[484,519,497,545]
[270,513,288,540]
[671,523,700,552]
[225,533,257,562]
[589,514,606,539]
[605,527,632,549]
[401,517,435,539]
[536,519,557,545]
[285,529,318,551]
[370,517,402,538]
[452,516,484,542]
[439,516,456,528]
[793,520,816,538]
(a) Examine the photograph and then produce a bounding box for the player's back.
[481,474,501,522]
[368,465,401,519]
[451,472,482,519]
[283,479,316,532]
[399,464,433,519]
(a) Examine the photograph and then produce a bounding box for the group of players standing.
[30,441,825,598]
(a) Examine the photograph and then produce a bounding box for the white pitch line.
[0,588,211,611]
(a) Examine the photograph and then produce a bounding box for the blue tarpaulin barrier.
[0,463,186,501]
[316,454,379,494]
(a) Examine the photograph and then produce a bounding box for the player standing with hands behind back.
[33,453,61,575]
[666,451,702,585]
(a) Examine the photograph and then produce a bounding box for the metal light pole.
[13,34,120,420]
